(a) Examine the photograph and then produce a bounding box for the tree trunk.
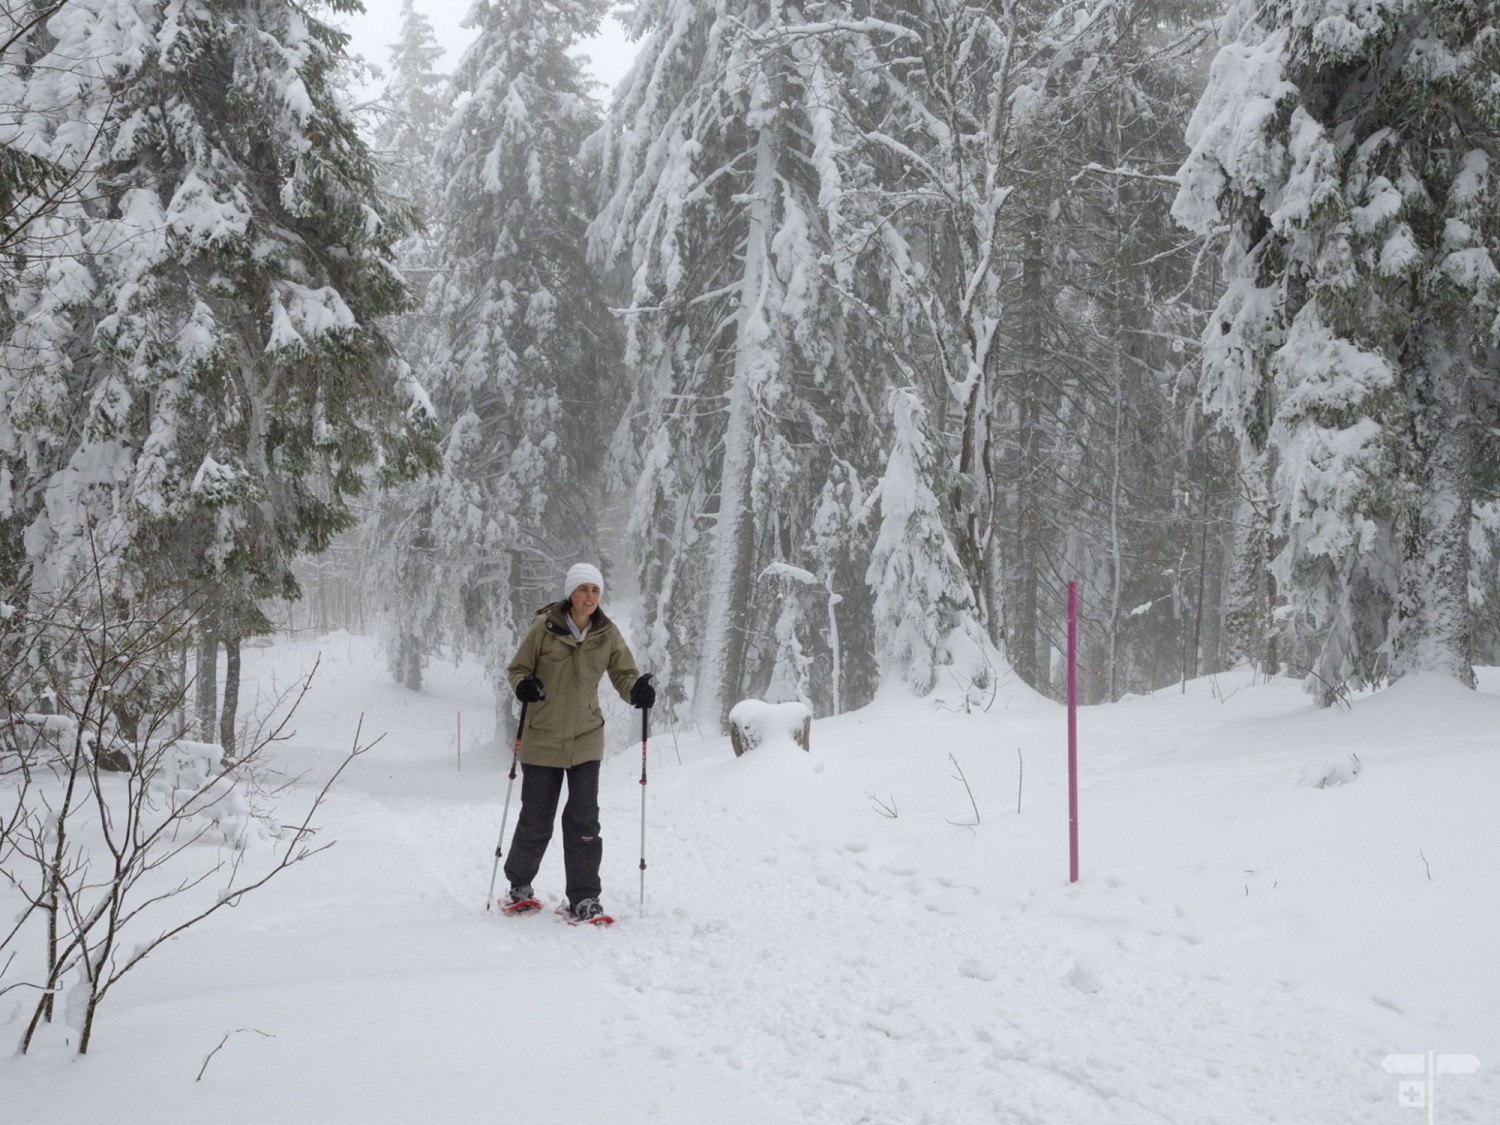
[1104,128,1127,702]
[1011,227,1046,688]
[78,989,102,1055]
[1105,349,1124,701]
[1393,319,1476,687]
[693,126,778,731]
[401,638,423,691]
[1222,471,1278,679]
[178,638,190,736]
[196,633,219,743]
[219,637,240,758]
[316,562,329,632]
[825,573,842,716]
[1186,483,1211,689]
[953,347,995,631]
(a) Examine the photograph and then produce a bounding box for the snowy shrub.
[0,568,370,1056]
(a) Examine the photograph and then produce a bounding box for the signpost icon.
[1382,1053,1480,1124]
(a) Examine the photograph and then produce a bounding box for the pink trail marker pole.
[1068,581,1079,883]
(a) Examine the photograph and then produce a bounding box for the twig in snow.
[1420,849,1432,881]
[866,791,898,819]
[197,1028,275,1081]
[948,753,980,825]
[667,728,682,766]
[1015,747,1023,815]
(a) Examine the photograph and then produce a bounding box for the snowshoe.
[557,898,614,927]
[500,884,542,915]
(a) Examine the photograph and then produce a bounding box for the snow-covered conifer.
[373,0,452,223]
[757,563,820,707]
[802,458,878,715]
[592,0,875,728]
[865,388,976,694]
[1175,0,1498,700]
[381,0,624,702]
[831,0,1073,645]
[365,0,455,690]
[992,0,1217,701]
[1,0,439,741]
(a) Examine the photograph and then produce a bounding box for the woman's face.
[570,582,601,620]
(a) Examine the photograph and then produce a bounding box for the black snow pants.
[502,760,602,907]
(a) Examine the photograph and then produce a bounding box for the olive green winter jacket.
[506,601,642,768]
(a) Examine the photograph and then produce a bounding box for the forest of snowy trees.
[4,0,1498,745]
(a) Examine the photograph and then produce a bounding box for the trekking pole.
[638,703,649,910]
[485,700,528,911]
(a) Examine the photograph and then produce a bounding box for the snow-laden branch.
[746,17,925,47]
[1071,161,1184,187]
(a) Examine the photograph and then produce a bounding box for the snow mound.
[727,698,810,755]
[1297,753,1362,788]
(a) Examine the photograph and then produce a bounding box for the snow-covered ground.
[5,631,1497,1123]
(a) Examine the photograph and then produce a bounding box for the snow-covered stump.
[728,700,811,757]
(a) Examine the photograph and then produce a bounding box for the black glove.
[630,673,656,710]
[515,675,546,703]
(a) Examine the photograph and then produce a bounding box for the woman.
[502,562,655,922]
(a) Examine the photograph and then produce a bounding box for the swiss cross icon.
[1382,1053,1480,1124]
[1397,1081,1425,1108]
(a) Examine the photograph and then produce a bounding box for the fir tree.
[865,388,975,694]
[593,0,877,728]
[1174,0,1499,699]
[366,0,454,690]
[1,0,439,744]
[992,0,1217,701]
[382,0,624,705]
[827,0,1109,654]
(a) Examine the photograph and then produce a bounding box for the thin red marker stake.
[1068,581,1079,884]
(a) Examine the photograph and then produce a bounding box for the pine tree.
[840,0,1039,644]
[1,0,439,745]
[593,0,877,728]
[373,0,451,214]
[365,0,454,690]
[1174,0,1498,700]
[802,457,878,715]
[865,388,976,694]
[758,563,820,706]
[990,0,1217,700]
[383,0,624,704]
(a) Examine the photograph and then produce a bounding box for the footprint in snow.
[958,958,997,982]
[1067,962,1104,994]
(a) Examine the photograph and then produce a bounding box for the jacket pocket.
[527,696,557,733]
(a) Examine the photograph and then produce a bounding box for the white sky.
[339,0,640,98]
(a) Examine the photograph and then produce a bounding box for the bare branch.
[196,1027,275,1082]
[948,752,981,826]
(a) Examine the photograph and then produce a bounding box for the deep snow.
[4,632,1497,1124]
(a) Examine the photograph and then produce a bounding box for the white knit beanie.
[564,562,604,602]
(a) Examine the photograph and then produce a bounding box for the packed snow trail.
[6,636,1496,1124]
[384,685,1497,1125]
